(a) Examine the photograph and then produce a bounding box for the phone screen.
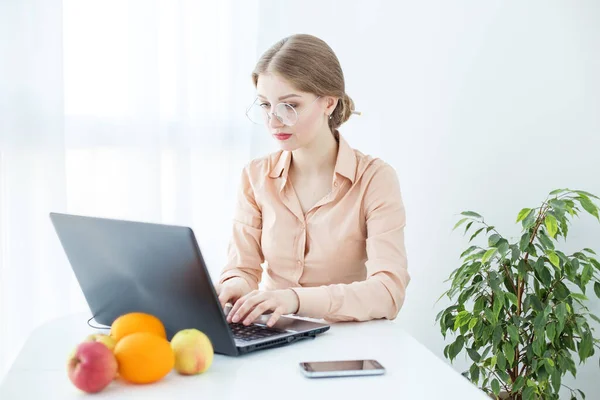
[302,360,383,372]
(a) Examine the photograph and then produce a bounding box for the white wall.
[257,0,600,396]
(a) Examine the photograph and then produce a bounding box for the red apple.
[67,341,118,393]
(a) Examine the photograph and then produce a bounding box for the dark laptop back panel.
[49,213,238,356]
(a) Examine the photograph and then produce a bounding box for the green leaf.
[464,221,474,234]
[468,317,478,330]
[581,264,593,287]
[545,214,559,238]
[461,211,482,219]
[547,322,556,342]
[550,188,568,195]
[529,295,544,312]
[513,376,525,392]
[454,311,471,330]
[511,245,520,262]
[481,248,498,264]
[589,313,600,324]
[595,282,600,299]
[578,196,599,220]
[496,350,506,369]
[517,259,528,278]
[469,227,485,242]
[470,363,480,383]
[493,293,503,317]
[566,258,578,280]
[578,332,593,360]
[533,335,545,357]
[522,386,535,400]
[570,292,588,301]
[488,234,501,247]
[519,233,531,252]
[460,245,478,258]
[551,368,561,393]
[492,325,503,349]
[583,248,597,255]
[497,239,510,257]
[507,325,519,346]
[473,296,486,314]
[484,308,497,325]
[556,303,567,327]
[517,208,532,222]
[555,281,570,301]
[538,230,555,250]
[506,292,518,306]
[548,251,560,267]
[503,342,515,366]
[449,335,465,361]
[491,379,500,396]
[575,190,600,199]
[549,198,566,209]
[453,218,469,231]
[522,209,536,229]
[467,348,481,362]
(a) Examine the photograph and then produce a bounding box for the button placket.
[296,220,307,281]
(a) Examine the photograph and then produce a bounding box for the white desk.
[0,313,489,399]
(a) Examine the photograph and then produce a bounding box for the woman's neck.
[290,129,338,177]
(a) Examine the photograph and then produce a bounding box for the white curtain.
[0,0,263,378]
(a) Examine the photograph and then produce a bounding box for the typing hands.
[218,283,300,328]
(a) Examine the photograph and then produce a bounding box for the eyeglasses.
[245,96,321,127]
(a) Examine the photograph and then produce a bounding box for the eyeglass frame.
[245,95,322,127]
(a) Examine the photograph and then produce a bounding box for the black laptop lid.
[49,212,238,356]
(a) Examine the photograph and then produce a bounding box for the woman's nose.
[268,112,284,128]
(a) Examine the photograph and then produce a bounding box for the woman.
[216,34,409,328]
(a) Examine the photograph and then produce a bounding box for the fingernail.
[232,315,239,323]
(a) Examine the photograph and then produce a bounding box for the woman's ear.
[324,96,338,116]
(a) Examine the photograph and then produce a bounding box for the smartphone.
[299,359,385,378]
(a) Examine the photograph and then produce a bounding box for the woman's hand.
[227,289,300,327]
[215,277,253,310]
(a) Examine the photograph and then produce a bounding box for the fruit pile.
[67,312,214,394]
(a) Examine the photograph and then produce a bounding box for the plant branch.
[484,366,511,393]
[514,202,549,380]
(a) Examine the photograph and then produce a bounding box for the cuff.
[289,286,331,319]
[219,270,258,290]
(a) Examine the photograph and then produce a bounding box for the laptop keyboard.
[229,323,286,342]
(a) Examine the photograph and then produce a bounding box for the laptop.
[49,212,330,356]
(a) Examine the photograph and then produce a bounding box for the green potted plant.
[436,189,600,399]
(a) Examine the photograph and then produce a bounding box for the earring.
[328,114,333,120]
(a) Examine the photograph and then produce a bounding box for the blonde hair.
[252,34,357,131]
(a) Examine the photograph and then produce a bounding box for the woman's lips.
[273,133,292,141]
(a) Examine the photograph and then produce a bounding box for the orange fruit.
[110,312,166,342]
[114,332,175,384]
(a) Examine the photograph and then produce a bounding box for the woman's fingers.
[243,300,276,326]
[228,290,261,323]
[266,306,284,327]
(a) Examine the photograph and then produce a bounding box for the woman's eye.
[288,104,297,109]
[259,103,270,108]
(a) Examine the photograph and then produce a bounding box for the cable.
[87,315,110,331]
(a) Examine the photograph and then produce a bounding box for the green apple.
[85,334,117,352]
[170,329,214,375]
